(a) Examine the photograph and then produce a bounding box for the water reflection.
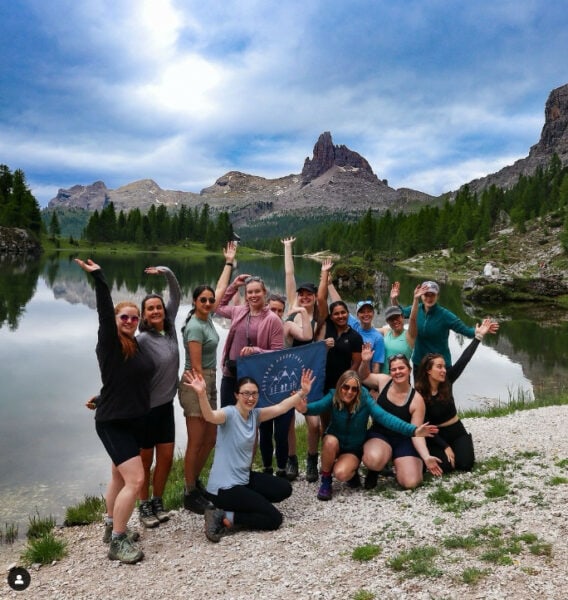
[0,254,566,532]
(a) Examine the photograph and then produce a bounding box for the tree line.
[0,165,42,235]
[82,202,234,250]
[253,154,568,257]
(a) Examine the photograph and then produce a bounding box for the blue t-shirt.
[207,406,259,495]
[348,314,385,367]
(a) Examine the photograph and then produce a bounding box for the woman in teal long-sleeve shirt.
[297,369,436,501]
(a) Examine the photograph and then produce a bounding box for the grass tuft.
[22,532,67,565]
[64,495,105,526]
[352,544,382,561]
[27,512,56,539]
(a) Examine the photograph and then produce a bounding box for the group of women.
[77,238,498,563]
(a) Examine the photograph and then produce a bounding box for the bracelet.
[225,262,234,267]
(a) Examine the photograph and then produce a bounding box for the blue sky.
[1,0,567,207]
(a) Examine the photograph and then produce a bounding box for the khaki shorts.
[178,369,218,418]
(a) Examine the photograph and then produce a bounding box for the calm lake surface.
[1,252,567,531]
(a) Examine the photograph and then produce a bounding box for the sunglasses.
[118,314,140,323]
[341,384,359,393]
[245,276,263,284]
[238,391,259,399]
[198,297,216,305]
[388,353,407,363]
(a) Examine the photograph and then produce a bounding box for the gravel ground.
[2,405,567,600]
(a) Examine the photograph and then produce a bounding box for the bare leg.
[151,442,174,497]
[185,416,216,487]
[320,435,340,472]
[112,456,145,533]
[393,456,424,489]
[362,438,392,471]
[139,448,154,502]
[333,453,361,482]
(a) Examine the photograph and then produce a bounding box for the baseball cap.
[356,300,374,312]
[384,306,403,320]
[421,281,440,294]
[296,282,317,294]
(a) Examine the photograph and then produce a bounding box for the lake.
[1,251,567,532]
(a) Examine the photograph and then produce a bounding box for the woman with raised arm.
[392,280,498,376]
[296,368,437,501]
[183,369,314,542]
[178,243,237,514]
[75,258,154,565]
[377,282,423,372]
[216,273,284,408]
[415,318,498,472]
[359,344,443,491]
[136,266,181,529]
[281,236,322,481]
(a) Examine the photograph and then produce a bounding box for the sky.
[1,0,567,208]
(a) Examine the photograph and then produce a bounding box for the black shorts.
[366,430,419,460]
[140,401,175,449]
[95,418,145,466]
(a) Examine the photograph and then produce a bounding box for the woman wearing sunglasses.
[135,265,181,529]
[359,347,443,491]
[296,368,437,501]
[183,370,314,542]
[178,242,237,514]
[216,273,284,407]
[75,258,154,564]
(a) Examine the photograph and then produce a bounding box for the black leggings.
[213,471,292,530]
[427,420,475,472]
[258,409,295,470]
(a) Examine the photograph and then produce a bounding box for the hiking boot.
[151,497,170,523]
[285,455,299,481]
[139,500,160,528]
[102,524,140,544]
[364,469,379,490]
[108,534,144,564]
[306,453,319,483]
[275,469,287,478]
[347,472,361,489]
[317,475,333,501]
[263,466,274,475]
[204,508,227,543]
[184,487,214,515]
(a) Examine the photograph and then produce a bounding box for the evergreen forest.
[0,164,42,235]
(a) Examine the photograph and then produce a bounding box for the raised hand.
[390,281,400,302]
[223,241,237,262]
[361,342,373,363]
[74,258,101,272]
[300,368,315,395]
[321,258,333,273]
[183,369,206,394]
[281,236,296,246]
[144,266,164,276]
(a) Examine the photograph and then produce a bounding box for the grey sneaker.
[306,453,319,483]
[139,500,160,528]
[151,497,170,523]
[108,534,144,564]
[285,455,299,481]
[102,524,140,544]
[204,508,227,543]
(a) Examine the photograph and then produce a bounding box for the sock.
[104,516,113,526]
[321,471,331,478]
[111,532,126,540]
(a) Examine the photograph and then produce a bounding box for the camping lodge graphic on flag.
[236,341,327,407]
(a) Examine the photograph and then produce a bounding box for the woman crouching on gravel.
[296,368,438,501]
[183,370,314,542]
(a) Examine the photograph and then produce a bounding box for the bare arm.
[284,305,312,342]
[282,237,297,307]
[409,393,442,476]
[182,370,226,425]
[407,284,426,348]
[317,259,333,322]
[212,242,238,311]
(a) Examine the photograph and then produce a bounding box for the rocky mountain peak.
[301,131,378,185]
[462,82,568,194]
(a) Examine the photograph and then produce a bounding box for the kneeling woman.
[183,369,314,542]
[414,318,497,473]
[359,348,443,490]
[297,369,437,501]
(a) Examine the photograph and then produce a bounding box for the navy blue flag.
[236,341,327,408]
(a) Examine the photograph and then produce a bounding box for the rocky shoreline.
[2,405,567,600]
